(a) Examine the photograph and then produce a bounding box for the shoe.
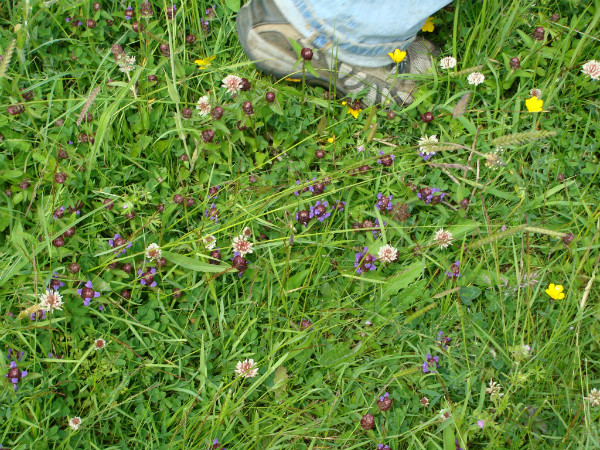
[236,0,438,106]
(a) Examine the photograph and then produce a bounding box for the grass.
[0,0,599,449]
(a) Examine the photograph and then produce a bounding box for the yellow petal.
[348,108,360,119]
[388,49,407,63]
[555,284,563,293]
[558,293,565,299]
[421,17,435,32]
[525,96,543,112]
[545,289,552,297]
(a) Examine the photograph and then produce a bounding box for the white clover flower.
[145,243,162,261]
[433,228,454,249]
[377,244,398,263]
[69,417,82,431]
[118,55,136,73]
[202,235,217,250]
[440,56,457,69]
[196,95,211,115]
[232,235,253,257]
[94,339,106,350]
[418,134,439,157]
[221,74,243,95]
[586,388,600,407]
[467,71,485,86]
[235,358,258,378]
[581,60,600,80]
[39,289,63,311]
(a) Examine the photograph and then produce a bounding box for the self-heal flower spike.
[309,200,331,222]
[545,283,565,300]
[422,353,439,373]
[376,193,393,211]
[77,281,101,306]
[354,247,377,274]
[5,360,28,390]
[388,48,406,63]
[109,234,132,255]
[525,96,543,112]
[138,267,157,287]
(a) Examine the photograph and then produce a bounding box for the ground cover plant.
[1,0,599,448]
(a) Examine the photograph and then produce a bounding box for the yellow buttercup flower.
[545,283,565,300]
[327,137,335,144]
[421,17,434,32]
[342,101,361,119]
[525,96,544,112]
[194,55,216,69]
[388,48,407,63]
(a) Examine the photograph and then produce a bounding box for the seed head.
[52,236,65,247]
[242,101,254,115]
[186,34,197,44]
[54,172,66,184]
[509,57,520,69]
[421,112,434,123]
[211,106,224,120]
[202,129,215,142]
[532,27,545,41]
[301,48,313,61]
[360,413,375,430]
[265,91,276,103]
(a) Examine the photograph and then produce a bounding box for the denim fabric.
[273,0,451,67]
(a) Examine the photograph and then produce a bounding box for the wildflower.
[309,200,331,222]
[440,56,456,69]
[5,360,27,391]
[204,203,219,222]
[109,234,133,255]
[39,289,64,311]
[377,244,398,263]
[354,247,377,274]
[94,338,106,350]
[360,413,375,430]
[145,243,162,261]
[377,150,395,166]
[296,210,311,226]
[433,228,454,249]
[388,48,407,63]
[30,310,47,321]
[421,112,434,123]
[77,281,101,306]
[530,88,542,99]
[417,134,438,160]
[69,417,81,431]
[138,267,157,287]
[371,218,386,238]
[196,95,212,115]
[49,272,65,290]
[421,16,434,32]
[422,353,439,373]
[445,261,461,278]
[376,193,393,211]
[532,26,545,41]
[455,438,463,450]
[586,388,600,407]
[467,72,485,86]
[332,200,346,212]
[545,283,565,300]
[212,438,227,450]
[477,420,485,429]
[357,145,364,152]
[377,392,392,411]
[378,445,390,450]
[525,96,543,112]
[203,235,217,250]
[221,74,243,95]
[231,252,248,276]
[342,100,361,119]
[232,235,254,257]
[581,60,600,80]
[235,358,258,378]
[140,1,154,19]
[437,331,451,349]
[53,206,65,219]
[118,55,136,73]
[440,409,451,421]
[420,397,430,407]
[486,379,504,400]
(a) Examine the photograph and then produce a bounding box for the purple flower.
[309,200,330,222]
[30,310,47,321]
[213,438,226,450]
[377,150,395,166]
[354,247,377,274]
[204,203,219,222]
[77,280,101,306]
[138,267,157,287]
[455,439,463,450]
[357,145,365,152]
[445,261,461,278]
[417,187,446,204]
[108,233,133,255]
[477,419,485,429]
[5,360,28,391]
[332,200,345,212]
[422,353,439,373]
[376,192,393,211]
[379,391,390,402]
[52,206,65,219]
[68,140,73,145]
[377,445,390,450]
[371,219,386,238]
[50,272,65,290]
[437,331,451,350]
[419,151,436,161]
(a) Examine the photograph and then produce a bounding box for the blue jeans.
[274,0,451,67]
